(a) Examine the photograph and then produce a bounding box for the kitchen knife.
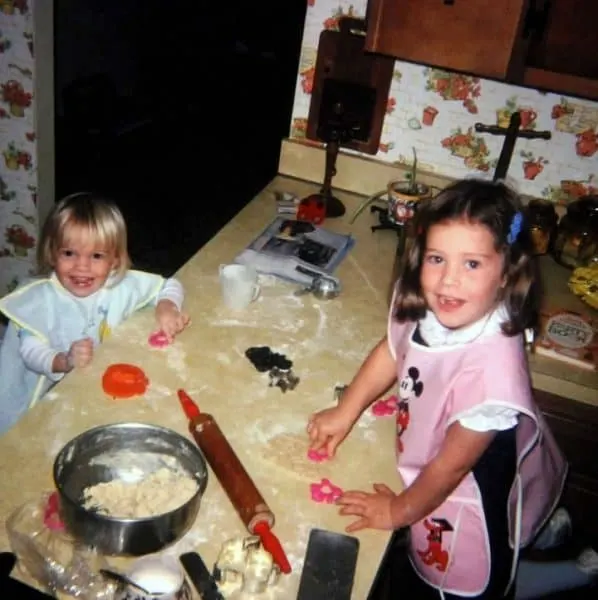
[180,552,224,600]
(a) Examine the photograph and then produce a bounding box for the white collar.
[417,304,508,347]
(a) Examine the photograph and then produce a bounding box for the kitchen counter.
[1,171,597,597]
[0,176,402,598]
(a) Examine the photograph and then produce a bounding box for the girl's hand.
[155,300,190,341]
[67,337,94,369]
[337,483,397,533]
[307,406,356,458]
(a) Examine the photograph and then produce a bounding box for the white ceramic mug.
[219,264,260,310]
[114,554,191,600]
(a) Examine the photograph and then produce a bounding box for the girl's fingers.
[346,517,368,533]
[337,491,368,504]
[373,483,394,495]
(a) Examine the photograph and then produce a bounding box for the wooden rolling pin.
[177,389,291,574]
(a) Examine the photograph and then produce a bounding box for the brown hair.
[393,178,539,335]
[37,192,131,283]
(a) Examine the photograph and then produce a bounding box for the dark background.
[54,0,307,275]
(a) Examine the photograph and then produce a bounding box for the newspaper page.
[234,217,355,286]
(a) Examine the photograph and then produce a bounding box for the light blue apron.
[0,270,164,434]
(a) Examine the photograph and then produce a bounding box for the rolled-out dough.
[257,432,340,481]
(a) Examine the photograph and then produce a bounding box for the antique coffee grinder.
[302,17,394,219]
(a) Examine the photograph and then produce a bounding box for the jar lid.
[567,195,598,220]
[526,199,557,224]
[528,198,556,213]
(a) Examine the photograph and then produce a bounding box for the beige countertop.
[1,172,596,597]
[0,176,402,598]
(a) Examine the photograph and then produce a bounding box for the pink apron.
[388,318,567,597]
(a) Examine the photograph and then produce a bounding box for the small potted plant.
[350,147,432,227]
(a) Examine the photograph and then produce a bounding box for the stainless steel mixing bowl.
[53,422,208,556]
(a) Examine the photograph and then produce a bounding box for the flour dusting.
[348,253,384,304]
[356,407,377,430]
[164,494,229,555]
[165,344,188,380]
[47,399,75,458]
[145,383,172,399]
[216,352,231,365]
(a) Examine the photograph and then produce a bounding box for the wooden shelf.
[524,68,598,102]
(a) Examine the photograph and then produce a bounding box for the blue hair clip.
[507,212,523,245]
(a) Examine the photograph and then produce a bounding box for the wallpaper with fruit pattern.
[292,1,598,204]
[0,0,36,298]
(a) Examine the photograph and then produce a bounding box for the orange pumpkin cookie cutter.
[102,363,149,399]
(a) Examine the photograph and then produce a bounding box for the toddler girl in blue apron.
[0,192,190,434]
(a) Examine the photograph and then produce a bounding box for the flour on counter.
[216,352,231,365]
[47,397,75,458]
[165,344,188,380]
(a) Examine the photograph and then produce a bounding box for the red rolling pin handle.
[177,390,291,574]
[253,521,292,574]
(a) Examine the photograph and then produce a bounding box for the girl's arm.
[19,333,66,379]
[389,423,496,528]
[339,336,398,420]
[157,277,184,310]
[20,334,94,375]
[308,336,398,456]
[154,278,190,340]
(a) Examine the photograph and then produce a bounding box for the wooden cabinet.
[534,389,598,546]
[364,0,531,80]
[524,0,598,100]
[365,0,598,100]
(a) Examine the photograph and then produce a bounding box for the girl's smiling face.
[420,218,506,329]
[53,225,118,297]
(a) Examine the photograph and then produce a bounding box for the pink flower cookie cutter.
[371,394,398,417]
[43,491,65,532]
[148,330,170,348]
[307,448,329,463]
[310,478,343,504]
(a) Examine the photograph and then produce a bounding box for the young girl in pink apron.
[308,179,597,598]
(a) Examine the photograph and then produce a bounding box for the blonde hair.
[37,192,131,282]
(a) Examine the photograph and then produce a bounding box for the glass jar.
[525,199,558,255]
[552,195,598,268]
